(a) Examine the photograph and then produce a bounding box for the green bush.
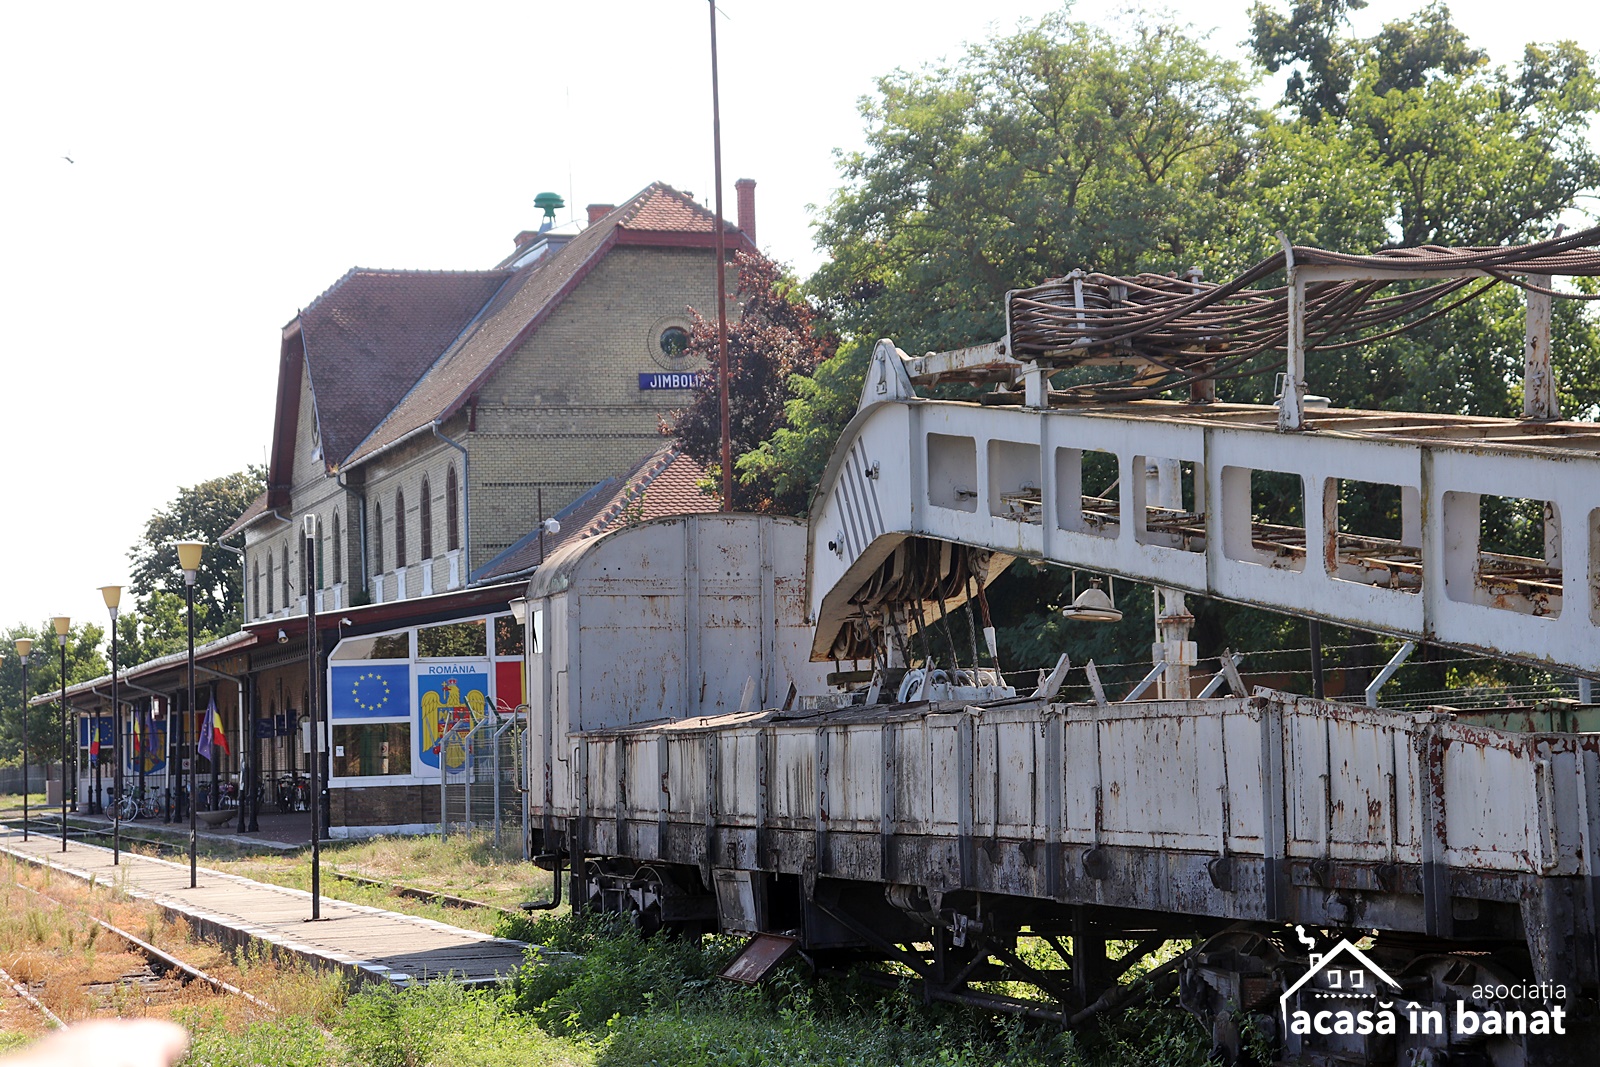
[336,980,575,1067]
[501,913,1208,1067]
[175,1008,332,1067]
[507,914,731,1037]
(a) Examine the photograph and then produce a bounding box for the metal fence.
[439,707,528,854]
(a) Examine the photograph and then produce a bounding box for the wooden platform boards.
[0,829,531,987]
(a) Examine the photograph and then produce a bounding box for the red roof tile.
[221,490,271,539]
[345,184,749,467]
[618,188,727,233]
[473,444,718,580]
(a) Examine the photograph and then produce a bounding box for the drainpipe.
[216,537,246,623]
[336,469,368,601]
[432,421,471,580]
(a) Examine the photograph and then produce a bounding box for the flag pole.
[709,0,732,512]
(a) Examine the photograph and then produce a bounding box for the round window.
[658,326,690,360]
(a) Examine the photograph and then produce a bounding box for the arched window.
[253,561,261,618]
[331,511,342,584]
[374,503,384,573]
[394,489,407,568]
[281,542,291,607]
[266,553,275,614]
[419,477,433,560]
[446,466,460,552]
[315,517,326,589]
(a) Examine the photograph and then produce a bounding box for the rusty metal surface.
[719,933,798,984]
[555,689,1584,909]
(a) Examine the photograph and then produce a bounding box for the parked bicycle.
[276,774,310,813]
[111,787,161,820]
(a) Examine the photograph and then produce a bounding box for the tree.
[1242,2,1596,250]
[127,467,265,639]
[752,11,1257,517]
[0,621,107,782]
[1248,0,1368,122]
[114,591,191,668]
[666,252,834,514]
[810,10,1258,359]
[776,5,1600,678]
[1232,3,1600,411]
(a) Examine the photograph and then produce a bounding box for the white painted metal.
[560,691,1578,879]
[1277,234,1306,432]
[806,351,1600,674]
[523,515,835,828]
[1364,640,1417,707]
[1523,275,1558,420]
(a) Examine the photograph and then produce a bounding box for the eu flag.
[330,663,412,719]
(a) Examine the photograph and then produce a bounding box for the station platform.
[0,828,531,986]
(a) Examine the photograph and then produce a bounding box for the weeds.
[499,912,1208,1067]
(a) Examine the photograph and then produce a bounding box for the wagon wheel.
[582,860,607,913]
[628,867,668,937]
[1399,953,1526,1010]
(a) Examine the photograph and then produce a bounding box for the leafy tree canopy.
[666,253,835,513]
[127,467,265,639]
[810,10,1258,359]
[771,4,1600,677]
[782,4,1600,507]
[0,621,107,773]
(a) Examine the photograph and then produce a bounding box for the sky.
[2,0,1597,638]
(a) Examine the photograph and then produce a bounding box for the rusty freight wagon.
[518,228,1600,1066]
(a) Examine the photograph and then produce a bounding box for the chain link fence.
[440,707,528,854]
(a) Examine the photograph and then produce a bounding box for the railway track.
[0,875,283,1032]
[7,816,523,920]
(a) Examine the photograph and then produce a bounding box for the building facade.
[225,181,756,621]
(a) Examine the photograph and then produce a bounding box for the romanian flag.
[197,696,230,761]
[131,711,143,755]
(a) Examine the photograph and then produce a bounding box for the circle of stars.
[352,671,392,712]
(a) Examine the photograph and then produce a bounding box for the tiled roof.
[220,490,272,539]
[299,268,511,467]
[623,189,727,232]
[345,183,742,466]
[473,444,717,581]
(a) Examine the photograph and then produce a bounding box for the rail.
[16,816,522,919]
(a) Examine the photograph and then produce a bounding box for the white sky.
[1,0,1595,635]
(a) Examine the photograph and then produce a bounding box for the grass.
[0,853,343,1037]
[497,912,1211,1067]
[49,821,554,934]
[0,832,1208,1066]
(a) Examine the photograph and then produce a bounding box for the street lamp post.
[101,586,124,865]
[14,639,33,842]
[175,540,205,889]
[52,616,70,853]
[303,514,322,920]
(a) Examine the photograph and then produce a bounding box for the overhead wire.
[1003,224,1600,396]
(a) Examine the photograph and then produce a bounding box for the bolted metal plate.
[718,933,798,985]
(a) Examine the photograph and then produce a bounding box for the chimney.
[587,203,615,227]
[513,230,542,250]
[734,178,756,246]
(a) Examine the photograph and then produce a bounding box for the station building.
[51,182,748,834]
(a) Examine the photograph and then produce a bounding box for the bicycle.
[112,789,138,821]
[112,786,162,821]
[277,774,310,813]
